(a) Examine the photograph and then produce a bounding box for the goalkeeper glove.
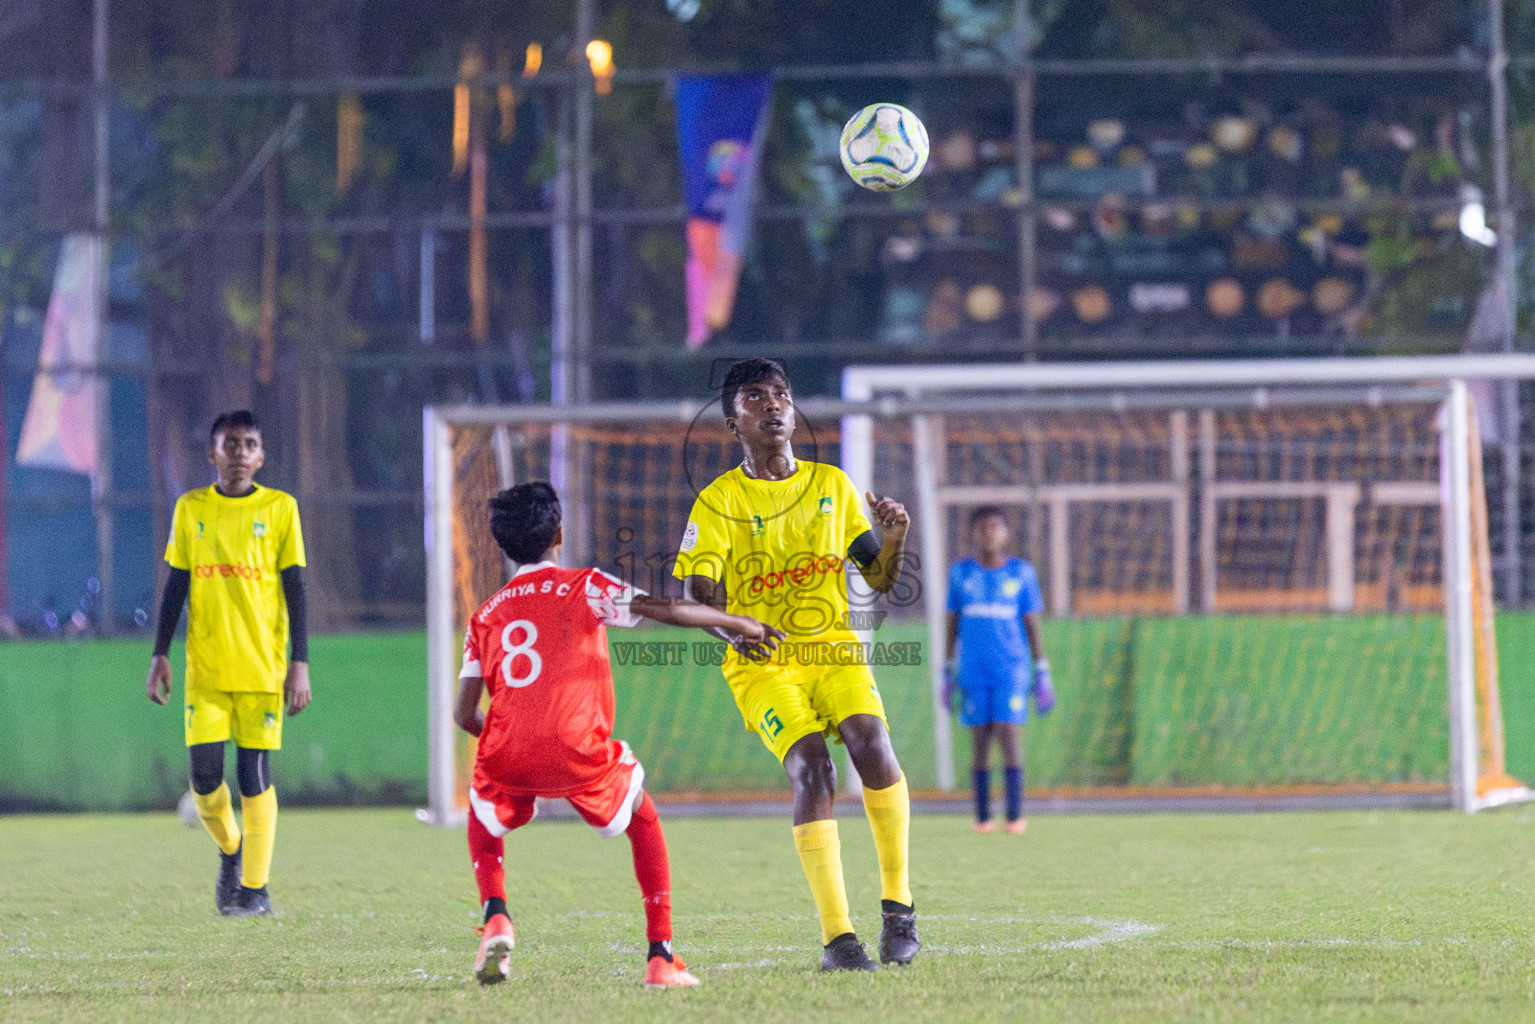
[1031,659,1056,716]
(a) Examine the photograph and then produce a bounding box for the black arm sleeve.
[152,568,191,657]
[281,566,309,662]
[847,529,882,571]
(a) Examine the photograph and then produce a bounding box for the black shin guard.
[188,742,225,795]
[235,747,271,799]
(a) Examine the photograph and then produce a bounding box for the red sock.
[467,811,506,905]
[626,794,672,943]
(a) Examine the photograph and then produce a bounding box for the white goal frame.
[842,353,1535,813]
[421,354,1535,825]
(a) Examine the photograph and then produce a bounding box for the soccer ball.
[840,103,930,192]
[177,788,201,829]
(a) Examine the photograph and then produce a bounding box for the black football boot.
[878,901,921,965]
[223,885,272,917]
[821,932,878,972]
[215,843,243,914]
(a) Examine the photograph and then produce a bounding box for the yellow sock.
[192,783,242,856]
[240,787,277,889]
[862,774,913,906]
[792,819,854,945]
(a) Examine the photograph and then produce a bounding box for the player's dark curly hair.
[720,357,789,424]
[488,481,562,564]
[209,410,259,442]
[969,505,1007,529]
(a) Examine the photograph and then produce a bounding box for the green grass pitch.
[4,807,1535,1023]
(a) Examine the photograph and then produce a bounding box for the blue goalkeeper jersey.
[947,557,1043,690]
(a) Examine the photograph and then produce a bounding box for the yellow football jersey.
[165,484,306,694]
[673,461,873,680]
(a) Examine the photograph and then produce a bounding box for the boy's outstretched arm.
[677,576,783,662]
[630,592,784,658]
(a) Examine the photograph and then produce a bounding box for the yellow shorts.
[185,689,283,749]
[732,661,887,762]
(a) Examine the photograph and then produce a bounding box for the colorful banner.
[675,73,774,348]
[16,233,103,482]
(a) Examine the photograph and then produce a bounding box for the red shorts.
[468,741,645,840]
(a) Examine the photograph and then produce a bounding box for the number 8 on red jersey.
[499,620,542,688]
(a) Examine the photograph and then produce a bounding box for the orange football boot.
[1004,818,1028,835]
[474,913,516,986]
[644,955,700,989]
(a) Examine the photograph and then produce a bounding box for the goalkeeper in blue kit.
[944,506,1054,833]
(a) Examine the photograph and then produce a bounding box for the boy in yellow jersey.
[674,358,919,971]
[146,410,310,917]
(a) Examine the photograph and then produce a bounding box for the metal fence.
[2,37,1532,632]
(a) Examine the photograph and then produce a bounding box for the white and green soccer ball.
[840,103,930,192]
[177,788,202,829]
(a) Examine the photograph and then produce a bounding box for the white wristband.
[1034,659,1050,671]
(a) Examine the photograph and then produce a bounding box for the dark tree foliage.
[0,1,1525,626]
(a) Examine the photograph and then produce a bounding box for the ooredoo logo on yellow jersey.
[194,563,265,581]
[746,555,844,596]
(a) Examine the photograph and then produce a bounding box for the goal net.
[421,357,1533,824]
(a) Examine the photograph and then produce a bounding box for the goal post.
[421,355,1535,825]
[843,354,1535,814]
[420,400,711,827]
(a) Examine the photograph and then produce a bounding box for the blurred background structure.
[4,0,1535,634]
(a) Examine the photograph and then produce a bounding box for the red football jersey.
[461,562,643,798]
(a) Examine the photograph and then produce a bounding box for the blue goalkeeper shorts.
[958,683,1028,727]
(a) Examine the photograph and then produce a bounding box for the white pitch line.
[1170,937,1428,950]
[1045,917,1161,949]
[702,915,1162,967]
[920,921,1160,957]
[711,958,777,971]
